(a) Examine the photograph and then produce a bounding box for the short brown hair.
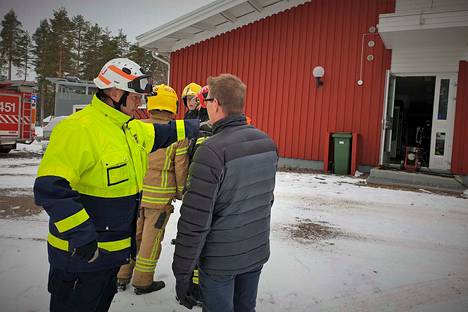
[207,74,246,115]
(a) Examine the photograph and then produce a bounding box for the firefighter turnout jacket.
[34,95,198,272]
[141,113,189,209]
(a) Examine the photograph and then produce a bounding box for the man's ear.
[215,100,222,113]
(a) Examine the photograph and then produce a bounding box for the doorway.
[392,76,435,166]
[380,72,458,171]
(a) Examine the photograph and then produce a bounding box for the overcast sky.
[0,0,214,42]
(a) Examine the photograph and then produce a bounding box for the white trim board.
[391,47,466,73]
[136,0,311,53]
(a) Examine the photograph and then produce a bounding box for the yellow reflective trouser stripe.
[175,120,186,141]
[47,233,131,252]
[150,214,167,260]
[177,185,184,192]
[134,265,156,273]
[135,262,157,271]
[141,196,170,204]
[54,209,90,233]
[137,256,157,264]
[135,258,157,272]
[175,146,188,156]
[192,269,199,284]
[134,236,162,273]
[161,144,174,187]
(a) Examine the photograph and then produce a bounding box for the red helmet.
[196,85,209,109]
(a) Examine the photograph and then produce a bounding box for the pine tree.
[115,29,129,57]
[127,44,167,84]
[15,30,31,80]
[0,9,24,80]
[49,8,74,77]
[0,50,5,78]
[0,31,5,78]
[100,28,119,64]
[32,19,53,80]
[81,23,103,80]
[71,15,90,78]
[151,55,168,85]
[32,19,54,120]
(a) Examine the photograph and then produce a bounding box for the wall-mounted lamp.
[313,66,325,87]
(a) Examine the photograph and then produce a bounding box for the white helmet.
[94,58,152,94]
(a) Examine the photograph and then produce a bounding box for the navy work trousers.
[199,266,263,312]
[48,266,119,312]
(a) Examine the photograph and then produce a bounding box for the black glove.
[71,240,99,263]
[176,279,198,310]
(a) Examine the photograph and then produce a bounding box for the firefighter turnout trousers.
[117,205,172,287]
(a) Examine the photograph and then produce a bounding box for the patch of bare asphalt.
[365,182,464,198]
[283,217,361,245]
[0,188,42,218]
[0,173,37,177]
[0,151,42,159]
[0,162,40,169]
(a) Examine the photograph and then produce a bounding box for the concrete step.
[367,168,466,193]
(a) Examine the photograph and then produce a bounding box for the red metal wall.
[171,0,395,166]
[452,61,468,175]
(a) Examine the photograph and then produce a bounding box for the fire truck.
[0,81,36,153]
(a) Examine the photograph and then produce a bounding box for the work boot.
[117,278,130,291]
[134,281,166,295]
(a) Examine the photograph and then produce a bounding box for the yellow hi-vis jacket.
[141,113,190,209]
[33,95,198,272]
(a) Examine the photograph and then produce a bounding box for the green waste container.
[332,132,352,175]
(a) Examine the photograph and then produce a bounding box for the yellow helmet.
[182,82,202,107]
[146,84,178,114]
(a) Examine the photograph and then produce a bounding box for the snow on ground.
[15,139,47,154]
[35,126,43,138]
[0,149,41,190]
[0,147,468,311]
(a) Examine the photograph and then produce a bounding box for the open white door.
[380,70,396,165]
[429,74,457,171]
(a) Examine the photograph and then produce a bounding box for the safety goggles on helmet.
[128,75,152,94]
[189,96,199,105]
[197,86,210,108]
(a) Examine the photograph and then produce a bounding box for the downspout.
[151,51,170,85]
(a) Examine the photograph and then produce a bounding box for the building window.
[437,79,449,120]
[435,132,446,156]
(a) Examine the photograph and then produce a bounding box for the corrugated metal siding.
[391,47,466,73]
[395,0,468,12]
[171,0,395,166]
[452,61,468,175]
